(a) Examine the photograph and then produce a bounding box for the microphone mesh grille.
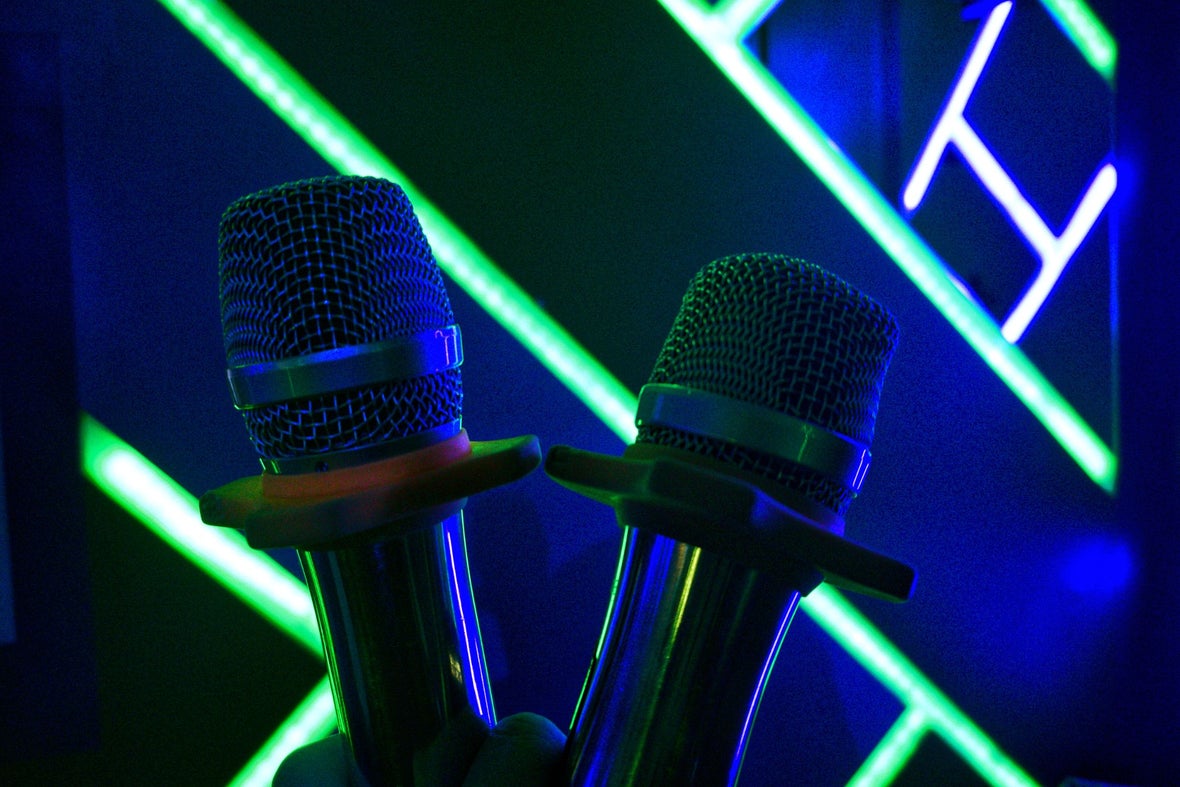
[637,253,898,516]
[218,176,461,461]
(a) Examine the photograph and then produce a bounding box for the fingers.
[463,712,567,787]
[272,734,363,787]
[412,706,490,787]
[270,710,565,787]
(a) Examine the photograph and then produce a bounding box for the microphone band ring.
[635,383,872,493]
[226,325,464,409]
[261,420,463,476]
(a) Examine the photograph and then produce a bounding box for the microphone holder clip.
[545,443,915,602]
[200,431,541,549]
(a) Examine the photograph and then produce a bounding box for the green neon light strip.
[156,0,636,445]
[657,0,1116,495]
[713,0,779,39]
[804,588,1036,787]
[1037,0,1117,83]
[846,707,929,787]
[227,677,337,787]
[79,414,322,655]
[142,1,1048,784]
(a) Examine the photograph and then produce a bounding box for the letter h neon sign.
[902,1,1117,343]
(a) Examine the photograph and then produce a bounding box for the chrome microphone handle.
[201,433,541,785]
[563,526,806,786]
[298,511,494,786]
[544,444,912,785]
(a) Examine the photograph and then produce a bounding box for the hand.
[272,711,566,787]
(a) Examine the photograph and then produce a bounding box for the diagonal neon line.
[805,587,1037,787]
[81,413,331,787]
[901,1,1116,345]
[1037,0,1116,83]
[902,2,1016,214]
[846,706,929,787]
[227,677,337,787]
[134,1,1047,783]
[714,0,780,40]
[657,0,1116,496]
[155,0,636,446]
[999,162,1117,342]
[79,414,321,654]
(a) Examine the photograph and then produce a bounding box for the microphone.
[199,175,540,785]
[545,253,915,785]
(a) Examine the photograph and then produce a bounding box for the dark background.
[3,1,1175,785]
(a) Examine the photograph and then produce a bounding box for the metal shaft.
[298,512,494,786]
[563,526,805,786]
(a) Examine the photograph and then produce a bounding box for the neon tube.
[79,414,321,654]
[802,587,1037,787]
[902,2,1117,343]
[227,677,337,787]
[658,0,1116,493]
[154,0,637,445]
[1037,0,1117,83]
[902,3,1015,213]
[846,707,929,787]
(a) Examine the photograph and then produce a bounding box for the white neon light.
[902,3,1015,213]
[1001,163,1116,341]
[901,1,1117,343]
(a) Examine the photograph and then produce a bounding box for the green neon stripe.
[803,587,1038,787]
[1037,0,1117,84]
[657,0,1116,495]
[155,0,636,445]
[846,707,928,787]
[713,0,780,40]
[228,677,337,787]
[79,414,321,654]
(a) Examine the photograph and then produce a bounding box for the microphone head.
[217,175,461,466]
[636,253,898,517]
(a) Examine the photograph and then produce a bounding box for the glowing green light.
[79,414,321,654]
[227,677,337,787]
[803,587,1038,787]
[846,707,928,787]
[155,0,637,445]
[657,0,1116,496]
[1037,0,1117,83]
[714,0,779,39]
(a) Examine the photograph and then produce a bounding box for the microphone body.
[548,254,912,785]
[201,176,536,785]
[566,527,804,784]
[298,512,489,781]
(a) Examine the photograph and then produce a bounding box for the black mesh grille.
[636,253,898,516]
[218,175,461,461]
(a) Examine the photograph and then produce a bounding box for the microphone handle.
[562,526,806,786]
[299,511,494,785]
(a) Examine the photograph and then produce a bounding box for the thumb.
[463,713,566,787]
